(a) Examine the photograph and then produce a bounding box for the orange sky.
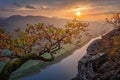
[0,0,120,21]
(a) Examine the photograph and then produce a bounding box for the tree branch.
[0,53,54,80]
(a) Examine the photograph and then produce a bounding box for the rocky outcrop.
[77,29,120,80]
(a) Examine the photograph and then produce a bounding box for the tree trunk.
[0,53,54,80]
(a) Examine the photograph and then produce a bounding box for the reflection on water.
[20,37,101,80]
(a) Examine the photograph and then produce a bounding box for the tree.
[106,13,120,29]
[0,19,88,80]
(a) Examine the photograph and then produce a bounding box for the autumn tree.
[106,13,120,29]
[0,19,88,80]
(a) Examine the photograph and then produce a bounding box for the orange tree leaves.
[106,13,120,29]
[0,19,88,58]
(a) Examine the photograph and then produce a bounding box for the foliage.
[106,13,120,29]
[0,19,88,79]
[0,19,88,59]
[110,36,120,55]
[104,14,120,56]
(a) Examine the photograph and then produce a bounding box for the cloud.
[0,5,16,12]
[40,6,49,10]
[25,5,36,9]
[0,8,11,12]
[86,11,120,16]
[13,3,22,7]
[12,2,36,10]
[0,0,120,19]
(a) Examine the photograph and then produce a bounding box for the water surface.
[20,37,100,80]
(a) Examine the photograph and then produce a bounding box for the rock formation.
[77,29,120,80]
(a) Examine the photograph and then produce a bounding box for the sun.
[76,12,81,16]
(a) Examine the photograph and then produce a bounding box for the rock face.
[77,29,120,80]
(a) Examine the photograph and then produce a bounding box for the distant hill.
[0,15,69,32]
[0,15,111,36]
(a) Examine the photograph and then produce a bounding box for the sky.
[0,0,120,20]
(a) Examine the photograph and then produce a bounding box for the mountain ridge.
[0,15,70,32]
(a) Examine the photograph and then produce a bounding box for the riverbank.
[20,35,102,80]
[9,36,92,80]
[0,27,112,80]
[10,28,112,80]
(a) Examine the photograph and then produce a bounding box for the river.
[20,37,101,80]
